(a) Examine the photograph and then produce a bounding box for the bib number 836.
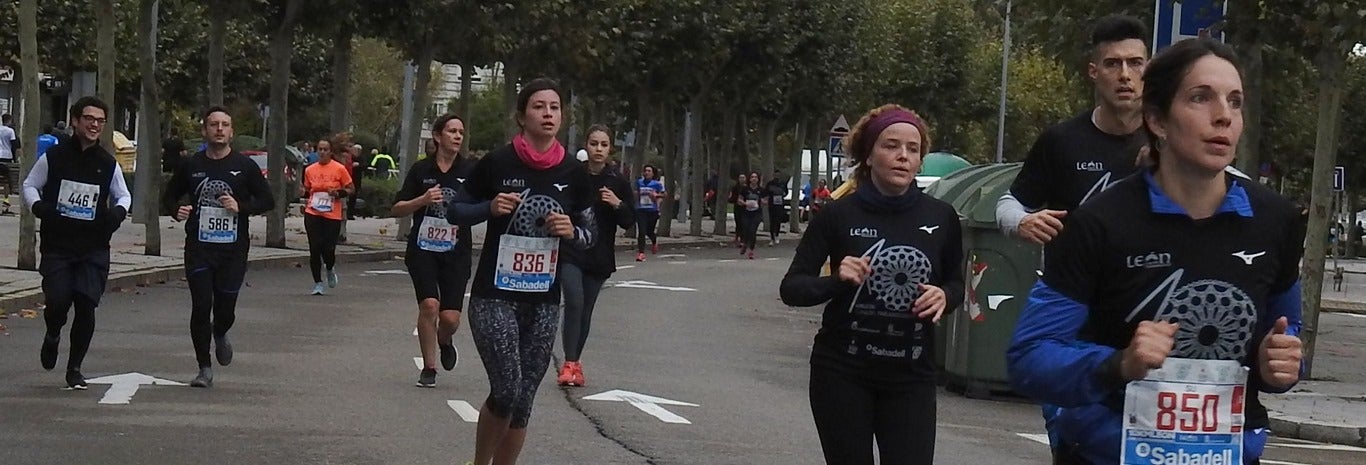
[1156,391,1219,433]
[512,253,546,273]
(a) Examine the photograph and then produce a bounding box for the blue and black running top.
[1006,169,1306,465]
[635,178,665,212]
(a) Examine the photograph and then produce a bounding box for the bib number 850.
[1155,391,1220,433]
[512,253,546,273]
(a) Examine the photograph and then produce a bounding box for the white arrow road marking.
[447,400,480,423]
[617,265,636,270]
[609,280,697,292]
[413,328,418,336]
[657,254,686,259]
[86,372,186,405]
[413,357,424,369]
[1016,433,1051,446]
[1262,460,1311,465]
[1338,312,1366,319]
[987,295,1014,310]
[363,269,409,276]
[583,389,698,424]
[1269,442,1366,452]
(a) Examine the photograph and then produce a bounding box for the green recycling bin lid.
[924,163,1023,227]
[920,152,973,178]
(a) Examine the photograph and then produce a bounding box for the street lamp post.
[994,0,1012,164]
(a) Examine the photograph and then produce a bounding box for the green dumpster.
[924,163,1041,397]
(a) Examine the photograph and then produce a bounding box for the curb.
[1269,415,1366,447]
[1323,300,1366,315]
[0,248,402,313]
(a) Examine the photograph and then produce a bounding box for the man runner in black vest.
[23,96,132,389]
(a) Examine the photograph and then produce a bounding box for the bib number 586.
[1156,391,1220,433]
[208,218,232,230]
[512,253,546,273]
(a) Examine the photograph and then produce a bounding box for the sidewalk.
[0,206,789,311]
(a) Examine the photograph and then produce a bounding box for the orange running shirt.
[303,160,353,220]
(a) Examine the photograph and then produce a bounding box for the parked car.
[243,150,297,183]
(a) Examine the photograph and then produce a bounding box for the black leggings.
[809,365,937,465]
[305,214,342,283]
[45,293,98,371]
[636,210,659,252]
[558,263,608,362]
[39,250,110,371]
[186,250,247,368]
[768,208,785,240]
[739,211,762,250]
[468,297,558,428]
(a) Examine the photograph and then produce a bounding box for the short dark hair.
[1,113,11,123]
[1141,37,1242,167]
[68,96,109,121]
[584,124,612,144]
[516,77,562,118]
[431,113,465,136]
[201,105,231,126]
[40,124,52,134]
[1091,15,1149,58]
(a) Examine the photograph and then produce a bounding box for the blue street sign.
[1153,0,1226,53]
[1335,166,1345,192]
[828,135,845,158]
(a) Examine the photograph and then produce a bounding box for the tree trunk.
[713,111,736,236]
[97,0,116,154]
[761,119,777,181]
[1233,30,1264,178]
[659,108,679,237]
[807,118,821,218]
[502,62,519,141]
[688,100,707,236]
[788,122,805,234]
[17,0,40,270]
[738,114,752,175]
[207,5,226,106]
[137,0,162,256]
[394,62,417,241]
[630,92,653,179]
[265,0,302,248]
[1300,45,1349,379]
[330,25,354,133]
[458,62,473,142]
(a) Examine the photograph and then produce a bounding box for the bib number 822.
[512,253,546,273]
[425,226,448,241]
[1156,391,1220,433]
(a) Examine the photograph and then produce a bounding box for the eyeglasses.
[80,115,108,126]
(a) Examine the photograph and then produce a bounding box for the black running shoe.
[41,335,59,371]
[65,370,88,390]
[416,368,437,388]
[215,333,234,366]
[440,342,458,371]
[190,367,214,388]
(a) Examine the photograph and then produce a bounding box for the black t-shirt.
[1009,111,1146,212]
[1042,171,1305,428]
[765,179,788,207]
[162,150,275,251]
[737,185,764,213]
[780,189,965,385]
[461,144,597,304]
[397,156,476,255]
[162,137,186,173]
[563,170,635,277]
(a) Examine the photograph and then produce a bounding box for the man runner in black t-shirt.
[996,15,1149,244]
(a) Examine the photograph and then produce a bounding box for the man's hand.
[599,187,621,208]
[1121,321,1178,381]
[176,205,193,221]
[1018,209,1068,245]
[1259,317,1303,390]
[219,195,239,213]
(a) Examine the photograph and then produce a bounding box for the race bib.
[198,206,239,244]
[309,191,334,213]
[1122,358,1247,465]
[638,188,655,208]
[745,199,760,211]
[494,235,559,292]
[417,216,459,253]
[57,180,100,221]
[771,194,784,206]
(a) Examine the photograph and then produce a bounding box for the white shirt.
[0,125,15,160]
[22,155,133,211]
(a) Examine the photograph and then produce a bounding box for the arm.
[109,162,132,210]
[21,155,49,209]
[996,192,1031,236]
[779,204,845,307]
[938,216,965,314]
[565,169,598,250]
[241,163,276,215]
[1005,132,1054,214]
[448,156,494,225]
[337,165,355,197]
[1253,214,1308,393]
[1006,211,1123,406]
[161,161,189,214]
[611,179,636,229]
[389,167,428,218]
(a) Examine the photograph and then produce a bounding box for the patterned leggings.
[468,297,559,428]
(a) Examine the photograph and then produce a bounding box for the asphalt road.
[1,244,1363,464]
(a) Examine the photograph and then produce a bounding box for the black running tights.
[45,293,97,371]
[305,214,342,283]
[809,364,937,465]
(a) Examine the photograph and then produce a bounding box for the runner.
[634,164,664,262]
[391,113,477,388]
[728,173,748,248]
[300,137,354,296]
[24,97,131,389]
[736,172,764,259]
[448,78,597,465]
[764,170,789,246]
[811,178,832,215]
[558,124,635,387]
[162,106,276,388]
[1007,38,1304,465]
[996,15,1149,245]
[781,104,962,465]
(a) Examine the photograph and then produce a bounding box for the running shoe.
[439,341,458,371]
[636,252,645,262]
[41,334,60,371]
[569,362,586,387]
[191,367,214,388]
[747,250,755,260]
[215,333,234,366]
[557,362,574,386]
[774,237,781,246]
[311,283,325,296]
[65,370,88,390]
[327,268,339,288]
[416,368,437,388]
[740,246,746,255]
[651,243,659,255]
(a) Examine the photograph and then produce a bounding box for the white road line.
[1336,312,1366,319]
[657,254,686,259]
[1271,442,1366,452]
[617,265,636,270]
[667,261,688,265]
[1262,460,1311,465]
[764,258,779,261]
[447,400,480,422]
[718,259,737,263]
[1016,433,1051,446]
[412,328,418,336]
[413,357,423,369]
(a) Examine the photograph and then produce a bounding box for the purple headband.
[856,108,926,157]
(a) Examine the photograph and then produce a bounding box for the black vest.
[40,140,118,253]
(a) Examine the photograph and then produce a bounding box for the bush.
[355,176,401,218]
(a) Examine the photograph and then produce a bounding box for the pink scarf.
[512,133,565,170]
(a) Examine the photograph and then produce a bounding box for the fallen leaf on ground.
[0,323,7,331]
[19,309,39,319]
